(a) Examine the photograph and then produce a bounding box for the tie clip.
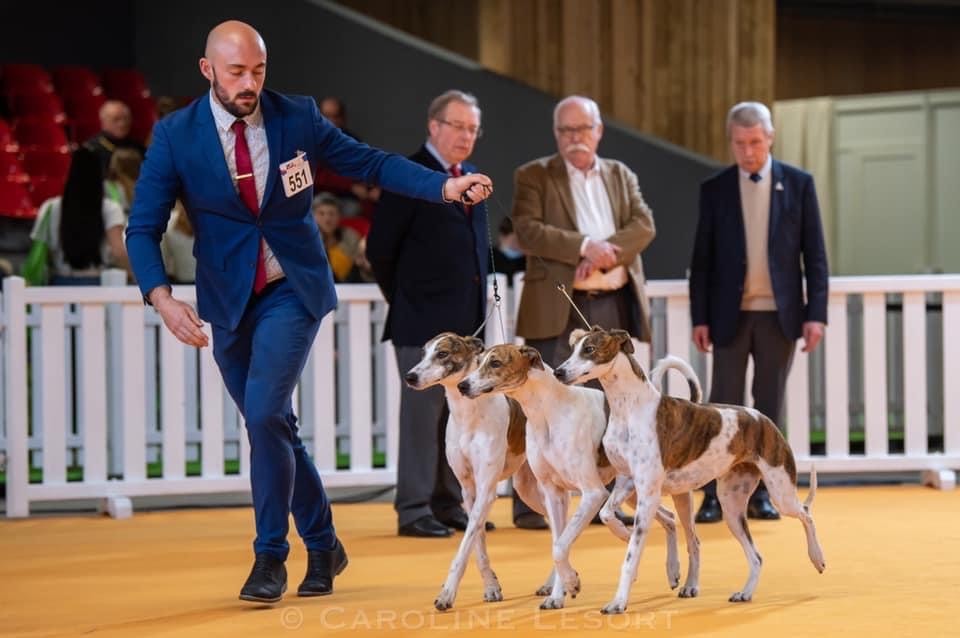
[235,173,253,181]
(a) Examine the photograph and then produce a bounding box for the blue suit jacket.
[366,146,489,347]
[689,159,829,346]
[126,90,447,331]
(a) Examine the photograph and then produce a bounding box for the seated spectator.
[345,236,376,284]
[160,200,195,284]
[489,216,526,283]
[315,97,380,218]
[31,147,128,285]
[84,100,146,176]
[313,192,361,282]
[103,147,142,214]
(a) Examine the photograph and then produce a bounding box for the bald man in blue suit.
[125,20,492,604]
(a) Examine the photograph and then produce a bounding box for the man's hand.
[802,321,825,353]
[692,325,712,353]
[574,258,597,282]
[149,286,209,348]
[443,174,493,204]
[582,238,621,270]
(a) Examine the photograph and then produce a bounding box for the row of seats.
[0,63,158,220]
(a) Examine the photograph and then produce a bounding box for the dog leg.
[671,491,701,598]
[599,475,635,541]
[601,493,663,615]
[513,461,547,516]
[434,476,498,611]
[540,487,573,610]
[550,484,609,603]
[761,465,826,573]
[717,466,762,602]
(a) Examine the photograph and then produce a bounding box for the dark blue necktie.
[749,173,762,183]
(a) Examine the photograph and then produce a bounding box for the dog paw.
[728,591,752,603]
[678,586,699,598]
[564,574,581,598]
[535,584,552,596]
[434,590,455,611]
[540,597,565,610]
[601,601,627,615]
[483,586,503,603]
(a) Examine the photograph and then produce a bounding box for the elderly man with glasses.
[509,94,658,528]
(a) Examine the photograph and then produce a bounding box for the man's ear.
[569,329,587,348]
[520,345,544,370]
[199,58,214,82]
[611,329,634,354]
[465,336,484,355]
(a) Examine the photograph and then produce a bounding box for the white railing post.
[944,291,960,457]
[101,269,127,478]
[3,277,29,517]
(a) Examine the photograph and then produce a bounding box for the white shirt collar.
[564,156,600,179]
[209,89,263,133]
[424,140,456,172]
[739,154,772,181]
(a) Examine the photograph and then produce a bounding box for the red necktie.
[231,119,267,294]
[449,164,471,216]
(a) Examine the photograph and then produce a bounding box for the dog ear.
[611,329,634,354]
[520,345,545,370]
[465,336,484,355]
[569,329,587,348]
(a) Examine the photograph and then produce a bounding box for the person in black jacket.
[367,90,492,538]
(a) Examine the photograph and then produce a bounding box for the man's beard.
[212,69,258,118]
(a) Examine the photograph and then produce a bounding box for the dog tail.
[650,355,703,403]
[804,465,818,510]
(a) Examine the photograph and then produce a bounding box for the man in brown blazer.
[510,95,656,529]
[513,95,656,367]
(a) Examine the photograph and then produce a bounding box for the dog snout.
[456,380,470,396]
[554,367,568,383]
[404,371,418,386]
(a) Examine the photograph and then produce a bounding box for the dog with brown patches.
[457,343,682,610]
[404,333,543,611]
[554,327,825,614]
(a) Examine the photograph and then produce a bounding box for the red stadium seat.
[0,180,37,219]
[28,175,65,208]
[102,68,150,100]
[8,92,66,124]
[0,119,20,153]
[13,117,69,151]
[62,92,107,118]
[340,216,371,237]
[22,148,71,181]
[51,65,103,98]
[1,63,54,95]
[127,96,158,145]
[0,151,29,183]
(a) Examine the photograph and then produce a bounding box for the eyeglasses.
[555,124,597,137]
[436,119,483,138]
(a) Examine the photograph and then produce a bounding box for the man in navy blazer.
[125,21,492,604]
[366,90,495,538]
[689,101,828,524]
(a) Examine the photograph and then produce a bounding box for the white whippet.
[404,333,542,611]
[554,327,826,614]
[457,343,682,610]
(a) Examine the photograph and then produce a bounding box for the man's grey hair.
[427,90,481,122]
[553,95,602,129]
[312,191,340,210]
[726,101,774,137]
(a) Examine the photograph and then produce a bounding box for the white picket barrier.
[2,272,959,516]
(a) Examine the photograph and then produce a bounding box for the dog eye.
[437,351,448,359]
[489,360,502,369]
[583,346,595,354]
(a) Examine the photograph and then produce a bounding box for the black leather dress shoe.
[514,512,549,530]
[398,515,454,538]
[695,495,723,524]
[239,554,287,603]
[437,510,495,532]
[298,539,349,597]
[747,497,781,520]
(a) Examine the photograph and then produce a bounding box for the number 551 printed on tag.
[280,151,313,197]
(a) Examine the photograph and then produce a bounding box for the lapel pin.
[775,182,784,191]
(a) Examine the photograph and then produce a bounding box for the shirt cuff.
[579,236,591,257]
[441,177,454,203]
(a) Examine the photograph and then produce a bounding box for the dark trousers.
[212,278,335,560]
[513,286,634,520]
[703,310,795,499]
[393,346,462,527]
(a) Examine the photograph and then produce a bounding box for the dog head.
[404,332,484,390]
[554,325,640,385]
[457,344,544,398]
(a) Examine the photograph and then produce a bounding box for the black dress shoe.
[239,554,287,603]
[747,497,780,520]
[437,510,495,532]
[514,512,549,530]
[398,515,454,538]
[298,539,349,597]
[695,495,723,524]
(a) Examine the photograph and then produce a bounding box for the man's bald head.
[99,100,132,139]
[199,20,267,118]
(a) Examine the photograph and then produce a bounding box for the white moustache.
[564,143,592,154]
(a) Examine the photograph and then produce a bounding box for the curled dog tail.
[651,355,703,403]
[804,465,818,510]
